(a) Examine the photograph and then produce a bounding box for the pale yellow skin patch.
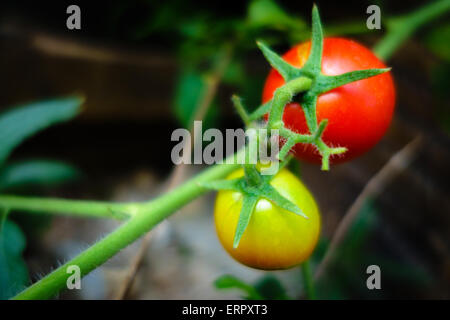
[214,168,321,270]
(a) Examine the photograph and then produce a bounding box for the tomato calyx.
[240,5,391,170]
[200,160,308,249]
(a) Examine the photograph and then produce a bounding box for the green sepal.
[233,194,258,248]
[256,41,303,81]
[313,68,391,95]
[302,5,324,74]
[202,162,308,248]
[258,184,308,219]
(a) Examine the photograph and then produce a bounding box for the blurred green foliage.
[106,0,450,135]
[111,0,311,130]
[215,275,264,300]
[0,98,82,166]
[0,160,80,192]
[215,274,290,300]
[426,23,450,61]
[173,68,219,129]
[0,213,28,300]
[0,97,83,299]
[427,23,450,134]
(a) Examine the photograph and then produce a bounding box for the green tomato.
[214,168,321,270]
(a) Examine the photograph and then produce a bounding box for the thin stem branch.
[0,195,133,220]
[232,95,251,127]
[314,136,423,281]
[301,259,316,300]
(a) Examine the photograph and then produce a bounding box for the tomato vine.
[0,1,447,300]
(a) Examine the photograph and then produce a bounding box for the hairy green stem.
[232,95,251,127]
[13,151,243,300]
[301,259,316,300]
[267,77,312,129]
[374,0,450,60]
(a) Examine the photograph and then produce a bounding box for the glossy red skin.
[262,38,395,164]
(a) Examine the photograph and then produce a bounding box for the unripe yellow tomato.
[214,168,320,270]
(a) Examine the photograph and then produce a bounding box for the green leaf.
[179,16,210,40]
[173,69,218,129]
[254,275,290,300]
[0,159,81,191]
[0,97,83,167]
[214,275,263,300]
[426,23,450,61]
[0,218,29,299]
[247,0,305,31]
[233,195,258,248]
[222,61,246,86]
[215,274,291,300]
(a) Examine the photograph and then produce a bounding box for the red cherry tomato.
[262,38,395,164]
